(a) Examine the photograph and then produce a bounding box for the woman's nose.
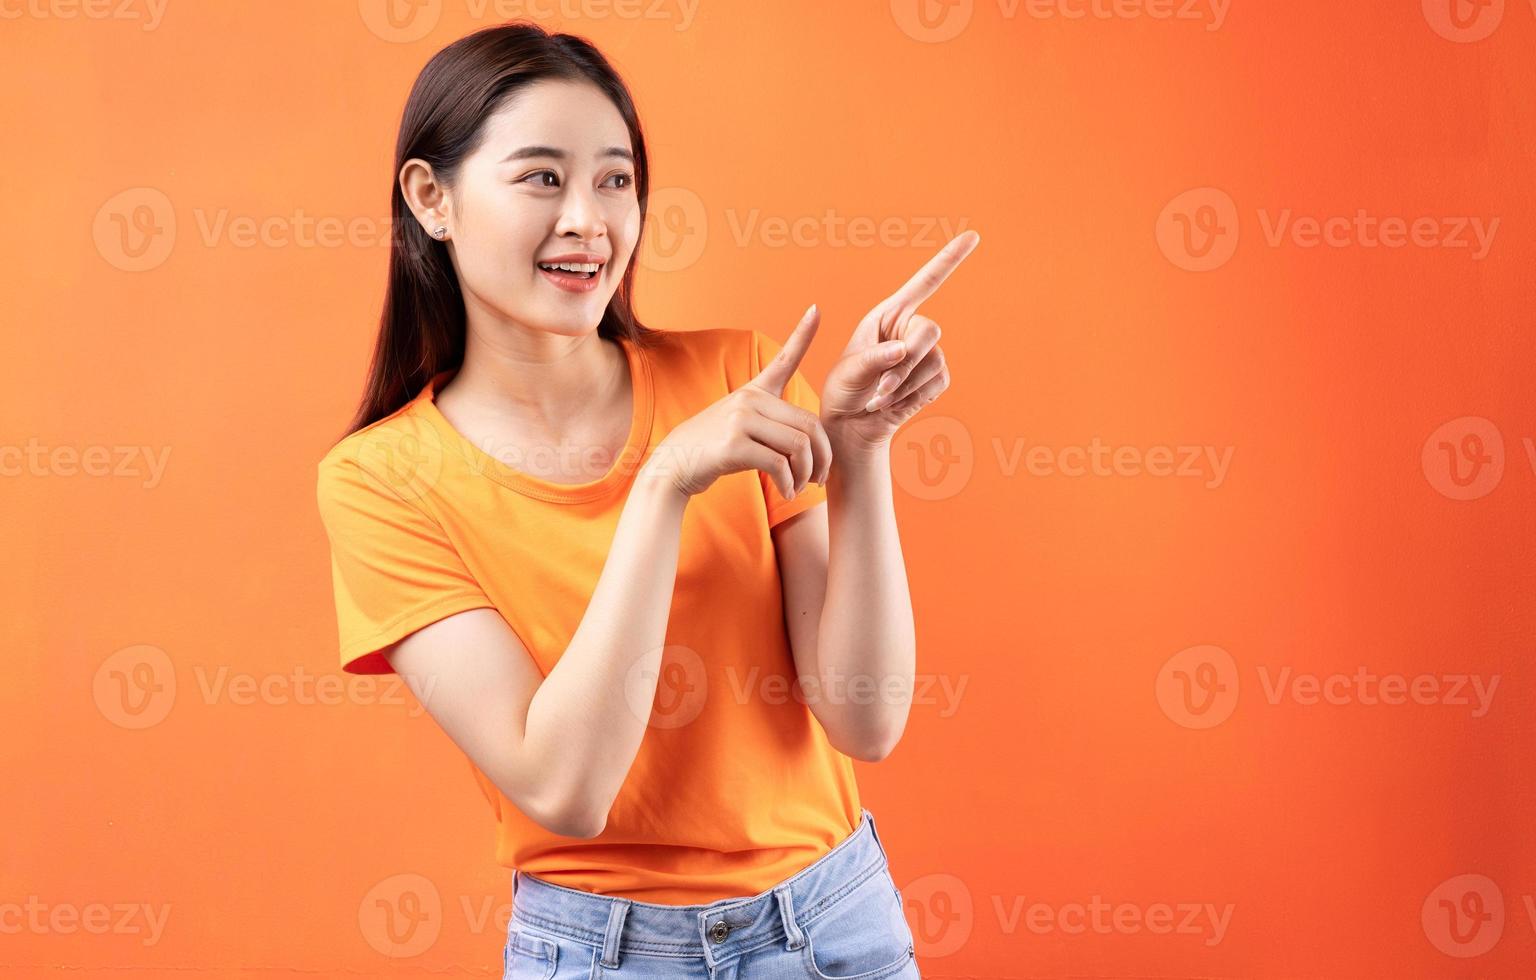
[554,186,606,241]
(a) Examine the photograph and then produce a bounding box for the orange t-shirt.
[315,327,861,904]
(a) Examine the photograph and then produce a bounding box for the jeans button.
[710,920,730,943]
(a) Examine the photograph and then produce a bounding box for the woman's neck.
[442,329,626,438]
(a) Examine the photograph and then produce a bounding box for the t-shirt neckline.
[413,335,655,504]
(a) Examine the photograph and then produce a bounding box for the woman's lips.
[537,264,604,293]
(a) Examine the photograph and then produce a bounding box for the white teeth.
[539,261,600,273]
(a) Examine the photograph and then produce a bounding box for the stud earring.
[432,225,447,239]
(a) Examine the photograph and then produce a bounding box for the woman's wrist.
[824,421,892,471]
[633,453,692,511]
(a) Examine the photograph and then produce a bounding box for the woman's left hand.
[818,231,980,455]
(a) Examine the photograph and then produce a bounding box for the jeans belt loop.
[774,882,806,950]
[600,897,630,969]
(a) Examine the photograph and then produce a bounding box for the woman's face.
[439,79,641,338]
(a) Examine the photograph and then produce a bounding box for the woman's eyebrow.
[501,145,634,163]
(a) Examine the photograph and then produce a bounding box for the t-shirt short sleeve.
[749,329,829,529]
[315,453,495,675]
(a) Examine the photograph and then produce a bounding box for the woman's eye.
[520,170,632,190]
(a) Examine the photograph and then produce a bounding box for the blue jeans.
[503,807,920,979]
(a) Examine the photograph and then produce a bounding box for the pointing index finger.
[749,303,821,396]
[882,230,981,319]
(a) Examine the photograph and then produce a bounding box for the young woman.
[315,21,976,979]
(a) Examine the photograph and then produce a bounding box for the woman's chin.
[526,307,606,337]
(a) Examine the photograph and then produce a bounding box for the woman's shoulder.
[639,324,751,353]
[315,400,443,509]
[638,325,765,384]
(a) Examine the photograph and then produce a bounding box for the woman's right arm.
[382,474,689,840]
[382,311,833,840]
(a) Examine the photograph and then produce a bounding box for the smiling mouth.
[537,261,603,279]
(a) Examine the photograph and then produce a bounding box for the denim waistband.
[509,806,891,971]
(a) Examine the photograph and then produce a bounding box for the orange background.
[4,1,1533,977]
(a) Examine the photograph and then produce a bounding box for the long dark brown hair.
[340,20,665,441]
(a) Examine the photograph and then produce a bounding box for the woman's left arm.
[773,231,980,762]
[773,442,914,763]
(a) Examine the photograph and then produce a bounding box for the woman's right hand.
[645,304,834,503]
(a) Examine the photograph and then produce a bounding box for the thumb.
[834,338,907,392]
[749,303,820,396]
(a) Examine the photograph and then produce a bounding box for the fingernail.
[865,397,880,412]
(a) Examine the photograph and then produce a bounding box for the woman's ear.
[399,158,451,238]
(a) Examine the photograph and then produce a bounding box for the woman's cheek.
[469,248,528,313]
